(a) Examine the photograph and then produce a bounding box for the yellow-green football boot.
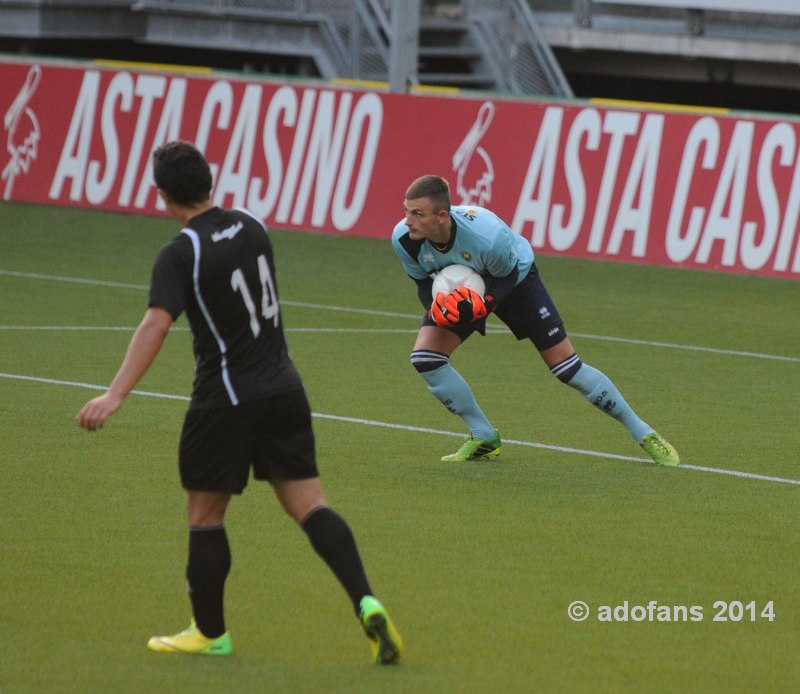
[441,431,501,462]
[359,596,403,665]
[147,620,232,656]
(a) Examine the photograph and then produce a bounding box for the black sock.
[186,525,231,639]
[301,506,372,615]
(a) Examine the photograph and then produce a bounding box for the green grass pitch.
[1,202,798,693]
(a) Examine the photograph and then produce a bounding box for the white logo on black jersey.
[211,221,243,243]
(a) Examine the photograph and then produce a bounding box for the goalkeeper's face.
[403,196,450,244]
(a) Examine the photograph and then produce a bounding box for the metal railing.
[464,0,573,96]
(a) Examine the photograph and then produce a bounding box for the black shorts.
[421,264,567,351]
[178,388,319,493]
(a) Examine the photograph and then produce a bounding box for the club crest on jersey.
[460,251,473,262]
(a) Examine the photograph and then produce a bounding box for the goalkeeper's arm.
[412,276,435,311]
[481,265,518,308]
[413,266,517,312]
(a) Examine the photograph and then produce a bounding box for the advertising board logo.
[452,101,495,207]
[3,65,41,200]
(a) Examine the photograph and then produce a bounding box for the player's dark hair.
[406,175,451,212]
[152,141,212,206]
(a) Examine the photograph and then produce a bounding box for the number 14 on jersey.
[231,254,279,337]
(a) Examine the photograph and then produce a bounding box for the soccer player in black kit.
[76,140,402,664]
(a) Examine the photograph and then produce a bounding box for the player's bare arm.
[76,307,173,431]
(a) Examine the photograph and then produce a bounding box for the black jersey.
[149,207,303,409]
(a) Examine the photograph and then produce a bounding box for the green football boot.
[441,431,501,462]
[640,431,680,467]
[359,596,403,665]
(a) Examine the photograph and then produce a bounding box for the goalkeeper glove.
[431,285,494,327]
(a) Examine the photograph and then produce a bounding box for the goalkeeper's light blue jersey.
[391,205,534,282]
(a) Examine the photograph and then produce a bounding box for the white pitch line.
[0,325,426,335]
[1,268,797,362]
[2,371,798,488]
[0,325,142,332]
[0,269,148,290]
[312,413,800,485]
[568,332,800,363]
[0,373,189,400]
[3,323,795,356]
[280,300,421,320]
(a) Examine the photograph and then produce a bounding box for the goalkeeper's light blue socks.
[554,356,651,442]
[411,349,653,445]
[411,350,496,440]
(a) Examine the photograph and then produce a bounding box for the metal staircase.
[417,16,496,90]
[415,1,573,96]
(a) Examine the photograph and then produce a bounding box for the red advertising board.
[2,57,799,279]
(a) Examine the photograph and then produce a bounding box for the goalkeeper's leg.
[550,351,651,440]
[410,349,496,440]
[550,350,679,465]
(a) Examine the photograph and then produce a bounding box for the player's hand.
[431,286,493,327]
[430,291,454,326]
[454,285,493,321]
[75,392,124,432]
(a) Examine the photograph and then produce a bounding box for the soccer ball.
[431,264,485,298]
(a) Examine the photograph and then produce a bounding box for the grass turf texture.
[1,202,798,693]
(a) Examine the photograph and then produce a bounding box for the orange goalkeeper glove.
[431,285,493,327]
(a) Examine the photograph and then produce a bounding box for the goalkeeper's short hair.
[406,174,451,212]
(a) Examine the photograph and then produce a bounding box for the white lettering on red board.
[512,106,662,259]
[48,71,382,231]
[665,116,800,272]
[513,105,800,273]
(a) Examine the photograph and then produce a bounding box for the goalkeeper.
[391,174,679,466]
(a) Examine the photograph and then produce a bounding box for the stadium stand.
[1,1,799,112]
